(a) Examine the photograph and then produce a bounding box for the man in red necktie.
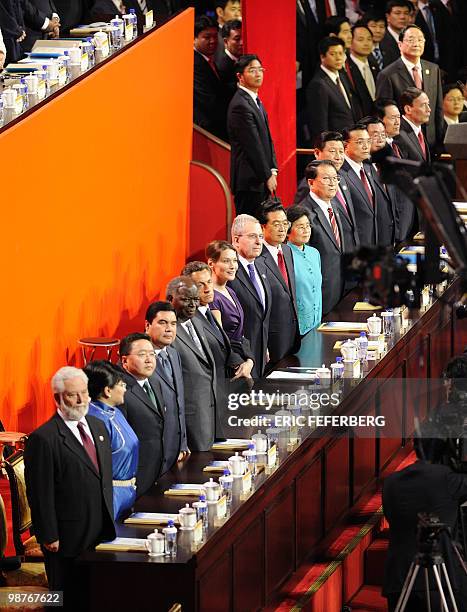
[24,366,115,608]
[395,86,431,162]
[257,198,300,363]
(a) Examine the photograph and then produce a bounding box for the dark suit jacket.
[171,318,218,451]
[366,160,397,247]
[306,67,359,143]
[299,193,345,314]
[395,116,432,164]
[24,413,115,558]
[379,30,400,67]
[194,50,229,141]
[340,159,378,248]
[0,0,24,62]
[257,243,300,364]
[150,345,187,475]
[227,87,278,194]
[21,0,57,52]
[382,461,467,597]
[216,50,237,100]
[119,371,165,496]
[53,0,89,33]
[332,175,360,254]
[296,0,321,87]
[228,259,272,377]
[376,57,444,149]
[345,56,378,119]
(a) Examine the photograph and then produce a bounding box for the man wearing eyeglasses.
[300,160,345,314]
[257,198,300,364]
[119,332,165,496]
[227,54,278,217]
[376,24,444,151]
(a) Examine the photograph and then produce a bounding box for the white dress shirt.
[321,65,351,107]
[308,190,334,229]
[350,53,376,99]
[400,55,423,86]
[263,240,284,267]
[58,409,94,447]
[403,115,423,137]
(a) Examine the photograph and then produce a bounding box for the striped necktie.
[137,0,148,13]
[327,206,341,248]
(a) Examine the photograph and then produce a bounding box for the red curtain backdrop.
[0,10,194,433]
[243,0,297,206]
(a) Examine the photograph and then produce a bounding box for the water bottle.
[331,356,344,382]
[42,65,50,96]
[129,8,138,39]
[86,37,95,67]
[163,519,177,556]
[242,444,257,477]
[218,469,233,504]
[194,494,208,529]
[356,331,368,362]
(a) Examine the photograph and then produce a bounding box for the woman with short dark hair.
[84,360,139,520]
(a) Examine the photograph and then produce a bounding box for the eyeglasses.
[115,381,127,389]
[404,37,425,44]
[294,223,311,231]
[131,351,157,359]
[319,175,340,184]
[446,96,464,103]
[370,132,386,140]
[247,67,265,74]
[269,221,291,229]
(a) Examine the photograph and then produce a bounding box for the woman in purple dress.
[206,240,254,370]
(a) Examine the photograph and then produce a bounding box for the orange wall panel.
[0,9,194,432]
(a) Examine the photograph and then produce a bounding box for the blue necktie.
[157,350,173,381]
[256,97,267,123]
[247,263,265,309]
[372,47,383,71]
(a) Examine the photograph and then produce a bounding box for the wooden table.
[79,280,466,612]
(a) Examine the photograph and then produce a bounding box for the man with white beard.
[24,366,115,610]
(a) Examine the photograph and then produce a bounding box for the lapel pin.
[425,69,430,75]
[99,435,104,441]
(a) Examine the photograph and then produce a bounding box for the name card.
[242,470,252,494]
[145,10,154,28]
[267,444,277,468]
[37,81,46,100]
[14,95,23,115]
[193,519,203,544]
[80,52,89,72]
[101,40,110,58]
[216,495,227,519]
[124,23,133,41]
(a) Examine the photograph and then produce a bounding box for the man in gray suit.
[376,24,443,151]
[298,160,345,315]
[145,301,190,475]
[166,276,218,452]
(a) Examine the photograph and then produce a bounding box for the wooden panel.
[406,334,429,432]
[233,517,264,612]
[296,454,322,564]
[325,437,350,531]
[265,486,295,600]
[198,552,232,612]
[378,368,404,471]
[429,319,453,412]
[352,436,376,503]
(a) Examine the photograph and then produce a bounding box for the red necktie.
[336,189,349,215]
[417,130,427,159]
[412,65,422,89]
[324,0,334,17]
[277,250,289,287]
[208,57,219,79]
[77,422,100,474]
[360,168,374,206]
[327,206,341,248]
[392,142,401,158]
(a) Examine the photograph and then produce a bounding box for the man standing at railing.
[227,54,278,217]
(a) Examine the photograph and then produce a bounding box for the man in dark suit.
[361,10,393,70]
[383,434,467,611]
[0,0,25,63]
[216,19,242,99]
[379,0,412,65]
[229,214,272,377]
[394,86,432,162]
[24,366,115,606]
[21,0,60,53]
[227,54,278,216]
[341,123,379,247]
[144,301,190,475]
[214,0,241,64]
[53,0,88,34]
[374,97,416,240]
[166,276,218,451]
[193,15,229,141]
[306,37,359,144]
[257,199,300,364]
[347,24,379,118]
[376,24,444,150]
[360,115,399,246]
[296,0,321,93]
[299,160,346,314]
[119,332,164,496]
